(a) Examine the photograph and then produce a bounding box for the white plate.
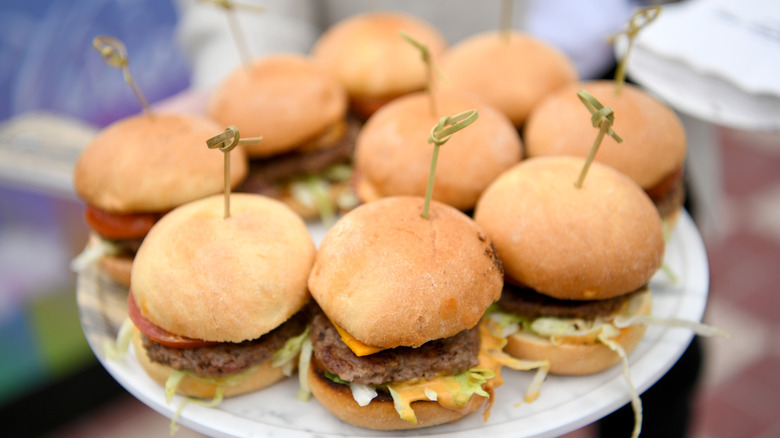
[617,0,780,131]
[77,212,708,438]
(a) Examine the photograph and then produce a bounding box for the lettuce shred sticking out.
[168,387,224,436]
[296,335,314,401]
[614,315,728,338]
[598,326,642,438]
[272,326,310,377]
[70,238,119,273]
[349,382,378,407]
[103,318,134,361]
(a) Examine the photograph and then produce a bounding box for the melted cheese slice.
[332,322,384,356]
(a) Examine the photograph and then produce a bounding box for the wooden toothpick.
[92,36,151,116]
[575,89,623,188]
[206,126,262,219]
[422,110,479,219]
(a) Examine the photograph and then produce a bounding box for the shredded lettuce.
[169,386,224,436]
[598,325,642,438]
[103,317,134,361]
[387,386,417,424]
[291,176,335,225]
[296,335,313,401]
[272,326,310,376]
[70,238,120,272]
[349,382,378,407]
[614,314,728,338]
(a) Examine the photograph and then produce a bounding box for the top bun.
[131,193,315,343]
[207,54,348,157]
[311,11,447,115]
[354,90,522,210]
[524,80,687,190]
[73,113,248,214]
[474,156,664,301]
[308,196,503,349]
[438,31,578,127]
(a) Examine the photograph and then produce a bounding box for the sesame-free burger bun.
[207,54,348,158]
[308,196,503,349]
[503,288,653,375]
[474,156,664,301]
[311,11,447,118]
[306,360,487,430]
[353,90,522,210]
[438,31,578,127]
[86,232,133,286]
[131,193,315,343]
[131,329,288,399]
[523,80,687,222]
[73,113,247,214]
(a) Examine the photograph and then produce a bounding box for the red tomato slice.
[85,205,161,240]
[127,289,219,349]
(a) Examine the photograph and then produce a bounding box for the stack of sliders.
[72,113,248,286]
[128,193,315,400]
[311,11,447,119]
[437,30,579,128]
[523,80,687,227]
[305,196,543,430]
[353,90,522,211]
[207,54,354,220]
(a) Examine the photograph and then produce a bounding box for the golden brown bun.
[73,113,248,214]
[524,80,687,191]
[504,289,653,375]
[131,329,287,398]
[474,156,664,300]
[307,361,485,430]
[131,193,315,343]
[85,233,133,287]
[98,253,132,288]
[438,31,578,126]
[308,196,503,349]
[354,90,522,211]
[311,11,447,117]
[207,54,348,157]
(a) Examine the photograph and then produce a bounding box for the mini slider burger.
[474,155,665,375]
[305,196,506,429]
[353,90,522,211]
[438,30,579,127]
[207,53,354,220]
[523,80,687,226]
[71,113,249,286]
[311,11,447,119]
[127,192,315,400]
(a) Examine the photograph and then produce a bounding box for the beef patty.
[143,306,311,378]
[309,310,480,386]
[498,283,645,320]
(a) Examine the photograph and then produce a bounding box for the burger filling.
[490,283,648,344]
[236,117,361,220]
[645,168,686,221]
[304,308,549,425]
[142,309,311,379]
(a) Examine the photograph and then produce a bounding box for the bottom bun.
[504,290,653,375]
[308,362,486,430]
[98,253,133,287]
[132,329,288,399]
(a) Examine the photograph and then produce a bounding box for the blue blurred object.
[0,0,191,127]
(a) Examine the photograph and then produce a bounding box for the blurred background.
[1,1,779,437]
